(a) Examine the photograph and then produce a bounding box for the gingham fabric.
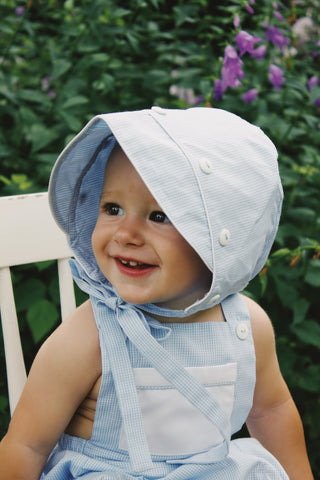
[41,291,288,479]
[42,107,288,478]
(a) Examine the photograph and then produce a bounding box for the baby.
[0,107,313,479]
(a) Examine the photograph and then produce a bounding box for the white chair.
[0,192,75,415]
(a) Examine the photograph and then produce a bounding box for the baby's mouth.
[117,258,154,270]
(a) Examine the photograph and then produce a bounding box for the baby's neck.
[144,304,225,324]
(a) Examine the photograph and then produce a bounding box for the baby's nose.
[114,216,145,246]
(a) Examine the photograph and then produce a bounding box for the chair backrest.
[0,192,75,414]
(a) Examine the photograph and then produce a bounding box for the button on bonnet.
[206,294,220,305]
[219,229,231,246]
[199,157,213,174]
[151,106,166,115]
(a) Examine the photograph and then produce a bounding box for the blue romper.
[41,293,289,480]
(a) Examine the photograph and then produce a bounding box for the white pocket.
[119,363,237,457]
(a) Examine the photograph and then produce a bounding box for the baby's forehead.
[101,143,159,203]
[104,143,134,173]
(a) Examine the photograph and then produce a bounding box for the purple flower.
[235,30,261,56]
[315,98,320,108]
[245,4,254,14]
[312,40,320,57]
[41,75,52,91]
[242,88,258,103]
[169,85,204,105]
[307,75,318,91]
[269,64,285,90]
[193,95,205,106]
[214,79,223,101]
[15,6,25,16]
[251,45,267,60]
[273,11,285,22]
[265,25,289,50]
[233,14,240,28]
[221,45,244,92]
[47,90,56,99]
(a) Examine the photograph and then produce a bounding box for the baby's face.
[92,146,211,310]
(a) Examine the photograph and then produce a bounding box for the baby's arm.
[0,300,101,480]
[243,296,314,480]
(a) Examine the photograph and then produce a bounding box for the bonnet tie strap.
[70,260,231,473]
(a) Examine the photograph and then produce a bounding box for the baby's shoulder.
[241,294,274,335]
[38,300,101,376]
[241,294,277,370]
[56,299,98,344]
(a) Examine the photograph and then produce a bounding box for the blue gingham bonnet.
[49,106,283,314]
[48,107,283,472]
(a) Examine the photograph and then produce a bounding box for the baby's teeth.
[129,261,138,267]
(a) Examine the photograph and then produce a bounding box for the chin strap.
[70,259,231,473]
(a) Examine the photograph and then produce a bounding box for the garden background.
[0,0,319,474]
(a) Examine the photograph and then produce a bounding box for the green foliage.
[0,0,319,473]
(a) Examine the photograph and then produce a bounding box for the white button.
[199,157,213,174]
[236,323,249,340]
[206,294,220,305]
[219,229,231,246]
[151,106,166,115]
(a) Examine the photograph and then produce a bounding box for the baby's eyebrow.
[99,190,121,200]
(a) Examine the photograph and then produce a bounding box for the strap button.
[236,323,249,340]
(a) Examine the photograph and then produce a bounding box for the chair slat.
[0,267,27,414]
[58,258,76,321]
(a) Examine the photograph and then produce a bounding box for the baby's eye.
[149,211,170,223]
[103,203,124,216]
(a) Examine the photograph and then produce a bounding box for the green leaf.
[273,276,298,309]
[36,153,59,166]
[34,260,55,271]
[92,73,115,93]
[62,96,89,109]
[59,110,83,131]
[29,124,58,152]
[297,365,320,393]
[292,299,310,325]
[305,260,320,287]
[0,395,8,413]
[49,276,60,305]
[15,278,46,313]
[9,174,32,190]
[173,5,197,27]
[286,208,316,223]
[309,86,320,103]
[90,53,111,64]
[271,248,291,258]
[17,90,51,107]
[291,321,320,347]
[126,31,140,52]
[259,273,268,296]
[51,59,72,79]
[26,299,59,343]
[0,87,17,104]
[0,175,11,186]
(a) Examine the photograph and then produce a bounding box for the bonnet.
[49,107,283,472]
